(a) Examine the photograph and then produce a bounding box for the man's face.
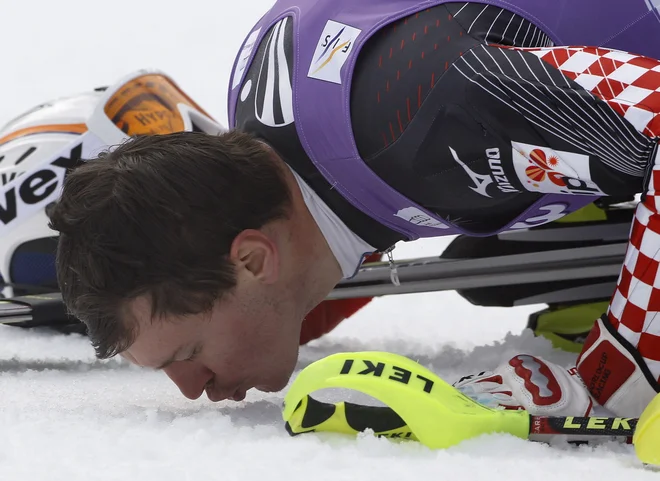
[122,286,302,402]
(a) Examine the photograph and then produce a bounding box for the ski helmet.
[0,70,225,297]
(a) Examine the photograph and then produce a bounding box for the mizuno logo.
[449,146,493,198]
[485,148,519,193]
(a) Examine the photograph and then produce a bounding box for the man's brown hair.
[48,130,292,359]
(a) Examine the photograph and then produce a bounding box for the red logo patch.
[525,149,564,186]
[577,341,634,404]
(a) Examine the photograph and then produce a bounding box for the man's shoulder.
[234,17,295,132]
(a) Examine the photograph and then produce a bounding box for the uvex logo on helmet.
[0,146,37,185]
[0,142,84,227]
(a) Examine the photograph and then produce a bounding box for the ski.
[328,243,626,300]
[0,292,83,332]
[0,242,627,329]
[442,208,634,307]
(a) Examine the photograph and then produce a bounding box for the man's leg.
[578,155,660,416]
[509,45,660,416]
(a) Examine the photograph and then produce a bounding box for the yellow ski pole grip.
[283,351,530,449]
[633,390,660,466]
[285,395,418,440]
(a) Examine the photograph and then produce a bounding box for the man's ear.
[229,229,279,283]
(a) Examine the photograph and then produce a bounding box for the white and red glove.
[453,354,613,440]
[577,315,660,417]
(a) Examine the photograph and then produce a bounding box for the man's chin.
[256,369,295,393]
[255,348,300,393]
[255,379,288,393]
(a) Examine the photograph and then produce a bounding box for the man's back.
[230,1,647,242]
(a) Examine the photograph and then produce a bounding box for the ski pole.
[282,351,660,464]
[286,395,638,441]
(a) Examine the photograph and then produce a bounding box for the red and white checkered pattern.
[518,46,660,138]
[606,154,660,380]
[511,45,660,380]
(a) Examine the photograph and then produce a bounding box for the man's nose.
[163,361,214,400]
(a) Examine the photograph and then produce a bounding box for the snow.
[0,1,657,479]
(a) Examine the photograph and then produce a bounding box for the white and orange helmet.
[0,70,225,297]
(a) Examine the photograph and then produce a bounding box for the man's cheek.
[119,351,139,364]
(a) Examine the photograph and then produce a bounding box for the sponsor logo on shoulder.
[253,18,294,127]
[508,203,569,230]
[511,141,605,195]
[307,20,361,84]
[394,207,449,229]
[231,28,262,90]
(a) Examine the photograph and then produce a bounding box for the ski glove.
[453,354,611,419]
[577,315,660,417]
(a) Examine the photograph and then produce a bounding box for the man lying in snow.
[43,0,660,420]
